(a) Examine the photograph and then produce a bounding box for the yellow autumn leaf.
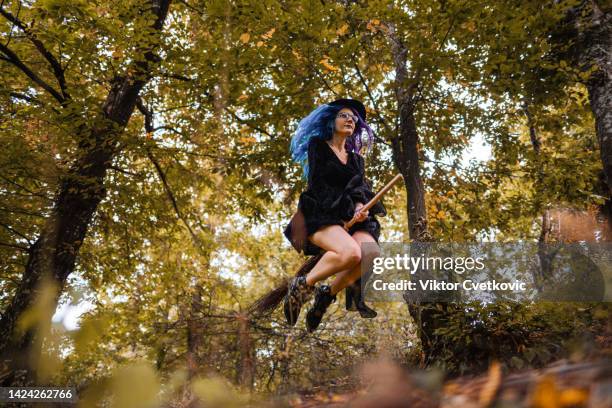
[256,41,264,47]
[558,388,588,406]
[336,24,349,36]
[530,375,558,408]
[261,27,275,39]
[463,21,476,32]
[239,33,250,43]
[320,58,339,72]
[478,361,501,407]
[240,136,256,144]
[443,382,460,394]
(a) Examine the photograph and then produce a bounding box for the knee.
[338,245,361,268]
[360,244,380,277]
[362,243,381,260]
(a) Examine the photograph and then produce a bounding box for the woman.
[283,98,386,332]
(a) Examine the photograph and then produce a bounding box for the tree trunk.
[560,2,612,195]
[522,102,554,286]
[186,285,204,381]
[582,6,611,197]
[0,0,172,386]
[388,23,447,367]
[237,314,254,390]
[389,26,428,242]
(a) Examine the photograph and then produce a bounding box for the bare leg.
[330,230,379,295]
[304,225,361,286]
[330,263,361,295]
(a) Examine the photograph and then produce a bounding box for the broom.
[249,174,403,316]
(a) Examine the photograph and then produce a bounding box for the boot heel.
[351,279,377,319]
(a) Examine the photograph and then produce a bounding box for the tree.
[554,1,611,202]
[0,0,172,385]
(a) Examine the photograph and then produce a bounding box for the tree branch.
[223,106,273,138]
[200,89,274,138]
[414,14,457,104]
[136,97,205,247]
[0,206,46,218]
[353,62,393,146]
[0,42,65,103]
[109,165,142,178]
[0,174,51,201]
[0,241,29,252]
[159,71,192,82]
[7,91,43,106]
[0,222,32,244]
[0,4,70,99]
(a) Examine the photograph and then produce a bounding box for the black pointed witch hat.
[327,98,367,121]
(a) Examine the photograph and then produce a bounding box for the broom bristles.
[248,282,289,316]
[249,253,323,316]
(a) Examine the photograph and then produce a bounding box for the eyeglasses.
[336,112,358,123]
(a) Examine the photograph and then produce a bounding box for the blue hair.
[290,103,375,179]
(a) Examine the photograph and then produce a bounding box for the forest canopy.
[0,0,610,407]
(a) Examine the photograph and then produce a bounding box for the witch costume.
[283,138,386,255]
[282,98,386,331]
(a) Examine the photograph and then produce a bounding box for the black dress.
[284,138,386,256]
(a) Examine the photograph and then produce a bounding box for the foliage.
[430,302,610,376]
[0,0,609,403]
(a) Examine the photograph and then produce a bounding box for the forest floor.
[275,357,612,408]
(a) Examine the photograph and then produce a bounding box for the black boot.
[345,281,358,311]
[283,276,314,326]
[306,285,336,332]
[345,279,377,318]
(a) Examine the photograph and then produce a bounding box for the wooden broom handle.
[344,173,403,230]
